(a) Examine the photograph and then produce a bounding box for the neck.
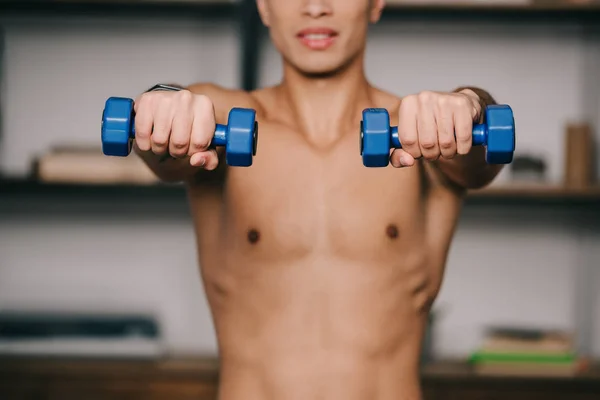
[275,54,373,143]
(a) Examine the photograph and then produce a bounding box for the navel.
[247,228,261,244]
[386,224,399,239]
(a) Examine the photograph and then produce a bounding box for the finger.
[189,95,216,155]
[398,97,421,159]
[169,97,193,158]
[437,103,457,160]
[417,103,440,161]
[390,149,416,168]
[151,101,173,155]
[133,96,153,152]
[190,149,219,170]
[454,107,473,155]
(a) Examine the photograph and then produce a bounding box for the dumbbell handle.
[388,123,488,149]
[109,110,228,147]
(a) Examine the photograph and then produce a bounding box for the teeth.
[305,34,330,40]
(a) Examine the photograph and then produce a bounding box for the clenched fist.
[390,89,482,168]
[133,89,219,170]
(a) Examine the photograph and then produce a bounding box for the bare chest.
[218,123,426,262]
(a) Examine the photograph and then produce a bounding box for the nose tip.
[304,2,332,18]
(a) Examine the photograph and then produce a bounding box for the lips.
[297,27,338,50]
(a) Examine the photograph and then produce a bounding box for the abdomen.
[205,253,430,400]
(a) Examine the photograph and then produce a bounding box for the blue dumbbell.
[360,105,515,167]
[101,97,258,167]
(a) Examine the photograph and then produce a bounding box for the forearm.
[434,86,503,190]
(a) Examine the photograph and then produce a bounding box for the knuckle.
[177,89,194,104]
[170,138,189,149]
[439,139,454,149]
[152,136,168,147]
[193,135,212,150]
[400,95,418,110]
[135,129,149,139]
[420,140,437,150]
[418,91,434,103]
[400,138,417,148]
[138,92,153,104]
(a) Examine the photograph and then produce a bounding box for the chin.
[290,57,353,78]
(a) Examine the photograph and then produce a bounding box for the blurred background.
[0,0,600,399]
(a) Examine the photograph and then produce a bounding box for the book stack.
[469,327,587,377]
[34,146,159,185]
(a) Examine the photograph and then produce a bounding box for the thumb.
[390,149,416,168]
[190,149,219,171]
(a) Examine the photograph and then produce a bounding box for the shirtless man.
[131,1,504,398]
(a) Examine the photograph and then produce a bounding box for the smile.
[297,28,338,50]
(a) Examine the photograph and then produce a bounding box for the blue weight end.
[361,108,391,167]
[226,108,258,167]
[101,97,135,157]
[485,105,515,164]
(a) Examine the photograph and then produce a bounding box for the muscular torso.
[186,84,464,400]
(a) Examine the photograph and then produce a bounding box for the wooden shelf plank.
[380,0,600,20]
[1,0,599,16]
[469,184,600,199]
[2,178,600,206]
[385,0,600,12]
[0,0,238,16]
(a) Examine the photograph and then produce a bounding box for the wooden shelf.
[0,0,238,14]
[3,0,600,17]
[2,179,600,209]
[381,1,600,20]
[386,0,600,11]
[468,184,600,205]
[0,357,598,400]
[0,178,186,198]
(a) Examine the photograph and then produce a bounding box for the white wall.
[1,13,599,359]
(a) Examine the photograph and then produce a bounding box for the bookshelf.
[0,0,598,377]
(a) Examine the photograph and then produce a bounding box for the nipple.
[386,224,399,239]
[247,229,261,244]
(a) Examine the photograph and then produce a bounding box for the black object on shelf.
[0,177,186,198]
[0,312,159,340]
[510,155,547,183]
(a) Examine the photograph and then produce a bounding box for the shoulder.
[186,82,265,124]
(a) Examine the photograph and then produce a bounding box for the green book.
[470,351,577,365]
